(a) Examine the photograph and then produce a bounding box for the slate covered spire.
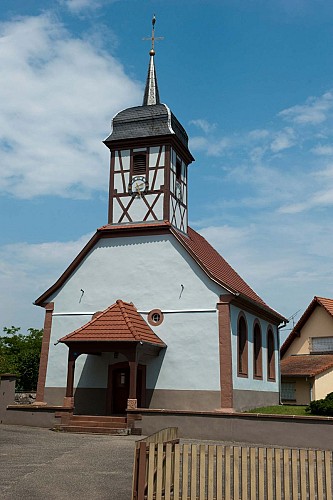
[142,15,162,106]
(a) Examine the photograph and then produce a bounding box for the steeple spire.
[142,15,163,106]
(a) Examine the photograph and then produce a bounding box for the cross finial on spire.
[142,15,163,106]
[143,14,164,56]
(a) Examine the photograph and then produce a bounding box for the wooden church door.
[112,367,130,414]
[107,363,145,415]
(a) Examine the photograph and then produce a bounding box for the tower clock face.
[128,176,148,197]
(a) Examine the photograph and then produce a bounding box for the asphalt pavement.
[0,425,141,500]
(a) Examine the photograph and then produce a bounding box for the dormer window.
[133,153,147,176]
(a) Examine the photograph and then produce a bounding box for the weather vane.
[143,15,164,55]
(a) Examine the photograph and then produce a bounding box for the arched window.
[253,322,262,379]
[267,328,276,381]
[238,314,248,377]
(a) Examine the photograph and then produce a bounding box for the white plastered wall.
[45,233,223,391]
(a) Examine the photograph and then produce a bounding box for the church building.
[34,19,285,416]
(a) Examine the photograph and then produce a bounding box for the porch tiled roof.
[59,300,165,346]
[281,354,333,377]
[281,296,333,356]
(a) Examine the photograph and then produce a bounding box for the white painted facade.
[45,233,224,392]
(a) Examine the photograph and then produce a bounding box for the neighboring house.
[34,30,285,416]
[281,296,333,405]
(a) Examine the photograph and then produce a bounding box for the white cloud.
[311,145,333,156]
[0,14,142,199]
[270,127,295,152]
[59,0,118,13]
[189,119,216,134]
[247,129,270,140]
[0,233,93,331]
[279,91,333,125]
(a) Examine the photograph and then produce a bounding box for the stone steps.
[56,425,130,435]
[54,415,130,435]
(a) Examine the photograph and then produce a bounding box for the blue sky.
[1,0,333,341]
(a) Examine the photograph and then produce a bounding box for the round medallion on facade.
[147,309,164,326]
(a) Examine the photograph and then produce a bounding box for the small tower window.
[176,159,182,182]
[133,153,147,176]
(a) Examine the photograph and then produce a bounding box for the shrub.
[306,392,333,416]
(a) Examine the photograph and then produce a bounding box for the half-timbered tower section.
[34,19,286,416]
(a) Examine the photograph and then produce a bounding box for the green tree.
[0,326,43,391]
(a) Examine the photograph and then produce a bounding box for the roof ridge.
[116,299,141,341]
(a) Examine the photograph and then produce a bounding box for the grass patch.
[245,405,308,416]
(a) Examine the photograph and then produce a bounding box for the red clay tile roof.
[35,221,284,321]
[281,297,333,356]
[281,354,333,377]
[59,300,165,346]
[174,227,270,309]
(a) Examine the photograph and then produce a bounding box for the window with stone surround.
[238,314,248,377]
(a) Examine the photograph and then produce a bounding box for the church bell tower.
[103,17,194,234]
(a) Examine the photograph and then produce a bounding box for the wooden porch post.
[63,349,76,408]
[128,349,138,409]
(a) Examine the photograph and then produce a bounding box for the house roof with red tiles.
[281,296,333,356]
[35,221,284,321]
[281,354,333,378]
[59,299,165,346]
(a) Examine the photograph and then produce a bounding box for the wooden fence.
[132,433,333,499]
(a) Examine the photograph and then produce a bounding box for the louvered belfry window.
[133,153,147,175]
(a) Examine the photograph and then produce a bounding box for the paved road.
[0,425,140,500]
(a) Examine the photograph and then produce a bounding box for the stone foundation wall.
[14,392,36,405]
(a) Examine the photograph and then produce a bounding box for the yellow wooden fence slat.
[267,448,273,500]
[147,443,156,500]
[283,448,290,499]
[225,446,231,500]
[207,445,215,500]
[308,449,316,500]
[250,447,256,500]
[275,448,282,500]
[155,443,164,500]
[299,448,307,500]
[291,449,299,500]
[325,451,332,500]
[190,445,197,500]
[173,444,181,500]
[233,447,240,500]
[216,445,223,500]
[241,446,248,500]
[258,448,265,500]
[181,444,189,500]
[199,445,206,500]
[316,450,324,500]
[164,443,172,500]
